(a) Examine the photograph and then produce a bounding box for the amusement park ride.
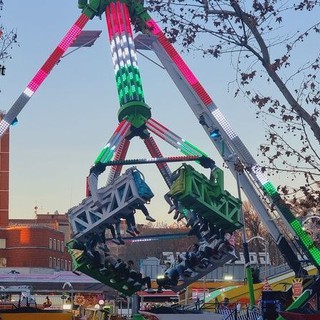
[1,0,320,310]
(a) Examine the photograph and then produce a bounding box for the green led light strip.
[115,66,144,105]
[262,182,320,266]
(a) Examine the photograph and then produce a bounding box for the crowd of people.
[156,226,236,290]
[72,237,155,293]
[75,160,237,293]
[86,167,157,246]
[155,161,238,290]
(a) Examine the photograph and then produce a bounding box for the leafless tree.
[0,2,18,82]
[146,0,320,208]
[241,201,286,266]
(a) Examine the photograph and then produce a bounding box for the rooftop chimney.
[0,112,9,226]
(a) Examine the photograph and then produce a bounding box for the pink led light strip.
[146,19,212,106]
[146,118,185,150]
[106,2,133,40]
[96,120,131,164]
[27,14,90,93]
[144,136,172,187]
[0,14,90,139]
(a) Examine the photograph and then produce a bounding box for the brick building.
[0,222,72,269]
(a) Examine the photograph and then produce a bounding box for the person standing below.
[221,297,230,309]
[43,296,52,308]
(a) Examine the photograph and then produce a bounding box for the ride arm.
[0,14,91,138]
[87,120,131,205]
[146,118,209,159]
[143,136,173,188]
[107,139,131,185]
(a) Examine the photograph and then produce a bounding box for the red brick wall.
[11,214,71,241]
[0,112,9,226]
[0,226,72,268]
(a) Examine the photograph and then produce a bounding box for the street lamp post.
[302,215,320,243]
[62,281,74,310]
[247,236,268,279]
[302,215,320,227]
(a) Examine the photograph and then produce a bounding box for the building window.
[65,260,68,271]
[0,257,7,267]
[49,238,52,249]
[57,240,60,252]
[68,261,72,271]
[53,257,56,269]
[61,241,64,252]
[53,239,56,251]
[57,258,60,270]
[49,257,52,268]
[0,239,6,249]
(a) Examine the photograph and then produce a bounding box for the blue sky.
[1,1,302,223]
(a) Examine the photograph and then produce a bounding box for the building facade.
[0,220,72,270]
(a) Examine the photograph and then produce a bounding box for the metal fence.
[217,308,261,320]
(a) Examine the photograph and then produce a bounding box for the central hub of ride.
[118,101,151,128]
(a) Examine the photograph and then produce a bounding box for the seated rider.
[126,203,156,237]
[156,265,180,289]
[43,296,52,308]
[126,260,155,293]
